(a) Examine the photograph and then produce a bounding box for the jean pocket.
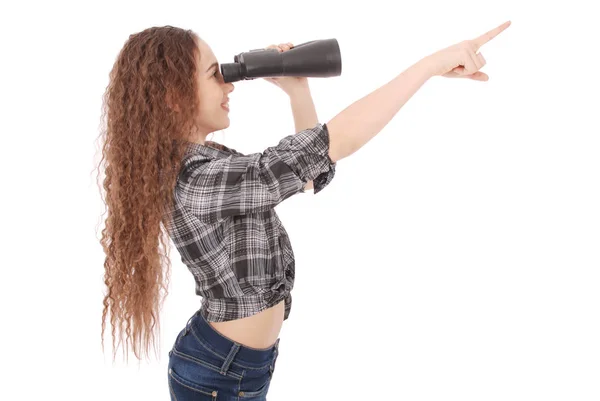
[238,371,272,399]
[168,366,218,400]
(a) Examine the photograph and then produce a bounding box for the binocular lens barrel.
[220,38,341,83]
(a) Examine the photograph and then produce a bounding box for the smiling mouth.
[221,102,229,111]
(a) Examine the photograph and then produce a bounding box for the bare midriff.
[208,299,285,350]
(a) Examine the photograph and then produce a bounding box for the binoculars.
[220,38,342,83]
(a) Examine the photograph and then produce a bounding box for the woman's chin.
[222,117,230,129]
[222,113,231,127]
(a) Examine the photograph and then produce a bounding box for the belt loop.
[183,311,199,335]
[183,317,193,335]
[270,338,280,376]
[220,342,241,375]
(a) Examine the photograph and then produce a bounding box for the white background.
[1,0,599,400]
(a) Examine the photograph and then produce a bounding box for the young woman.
[97,21,510,400]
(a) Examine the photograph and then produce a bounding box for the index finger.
[472,20,511,49]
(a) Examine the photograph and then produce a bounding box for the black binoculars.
[220,38,342,83]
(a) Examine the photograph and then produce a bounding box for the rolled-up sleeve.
[177,123,336,223]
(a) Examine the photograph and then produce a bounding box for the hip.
[168,308,281,401]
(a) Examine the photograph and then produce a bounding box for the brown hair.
[94,26,203,363]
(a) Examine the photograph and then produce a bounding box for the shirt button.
[212,391,217,397]
[239,391,245,396]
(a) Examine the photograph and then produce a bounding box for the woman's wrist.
[285,80,311,98]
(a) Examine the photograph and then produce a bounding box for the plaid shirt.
[165,123,336,322]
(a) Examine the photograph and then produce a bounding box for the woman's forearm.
[289,85,318,191]
[289,85,319,133]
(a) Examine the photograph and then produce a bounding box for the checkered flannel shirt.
[165,123,336,322]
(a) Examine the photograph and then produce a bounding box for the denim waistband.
[183,309,280,368]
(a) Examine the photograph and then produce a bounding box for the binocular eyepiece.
[220,38,342,83]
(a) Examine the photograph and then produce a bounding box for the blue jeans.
[168,309,280,400]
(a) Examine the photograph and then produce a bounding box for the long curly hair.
[95,26,205,363]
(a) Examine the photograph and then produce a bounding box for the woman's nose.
[226,83,235,93]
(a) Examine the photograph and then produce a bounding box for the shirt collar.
[183,140,231,159]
